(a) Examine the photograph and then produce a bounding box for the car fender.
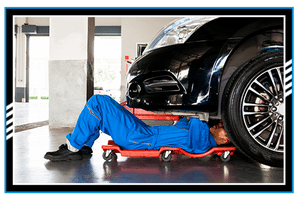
[206,18,283,118]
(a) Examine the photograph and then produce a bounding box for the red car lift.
[120,102,179,121]
[102,140,237,162]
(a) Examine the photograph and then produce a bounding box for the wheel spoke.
[248,87,271,103]
[243,102,269,107]
[274,126,284,151]
[243,111,270,116]
[247,115,272,131]
[266,120,278,148]
[253,79,275,98]
[253,119,275,138]
[276,67,284,92]
[268,70,279,97]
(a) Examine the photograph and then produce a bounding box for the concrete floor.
[12,100,284,185]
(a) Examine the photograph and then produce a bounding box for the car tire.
[222,51,284,167]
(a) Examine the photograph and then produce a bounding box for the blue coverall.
[67,95,217,153]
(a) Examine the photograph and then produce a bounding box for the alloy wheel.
[241,66,284,152]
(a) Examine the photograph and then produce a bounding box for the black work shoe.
[44,144,83,162]
[78,146,93,155]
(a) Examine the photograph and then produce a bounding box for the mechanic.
[44,95,230,161]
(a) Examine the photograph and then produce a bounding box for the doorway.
[28,36,49,101]
[17,36,49,125]
[94,36,122,102]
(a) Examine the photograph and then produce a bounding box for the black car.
[126,17,286,167]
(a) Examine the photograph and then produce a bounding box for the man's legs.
[66,104,101,150]
[44,94,153,161]
[44,97,101,161]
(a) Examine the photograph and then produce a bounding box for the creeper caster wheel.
[161,150,172,162]
[103,150,117,161]
[220,151,231,162]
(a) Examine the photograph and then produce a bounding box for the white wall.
[49,17,90,60]
[14,17,50,26]
[95,17,122,26]
[27,17,50,26]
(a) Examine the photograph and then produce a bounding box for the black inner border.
[3,7,293,195]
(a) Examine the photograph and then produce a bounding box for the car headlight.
[143,16,218,53]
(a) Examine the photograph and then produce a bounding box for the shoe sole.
[44,154,83,162]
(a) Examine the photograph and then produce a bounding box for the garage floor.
[12,101,284,186]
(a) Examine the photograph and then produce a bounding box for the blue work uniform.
[67,95,217,153]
